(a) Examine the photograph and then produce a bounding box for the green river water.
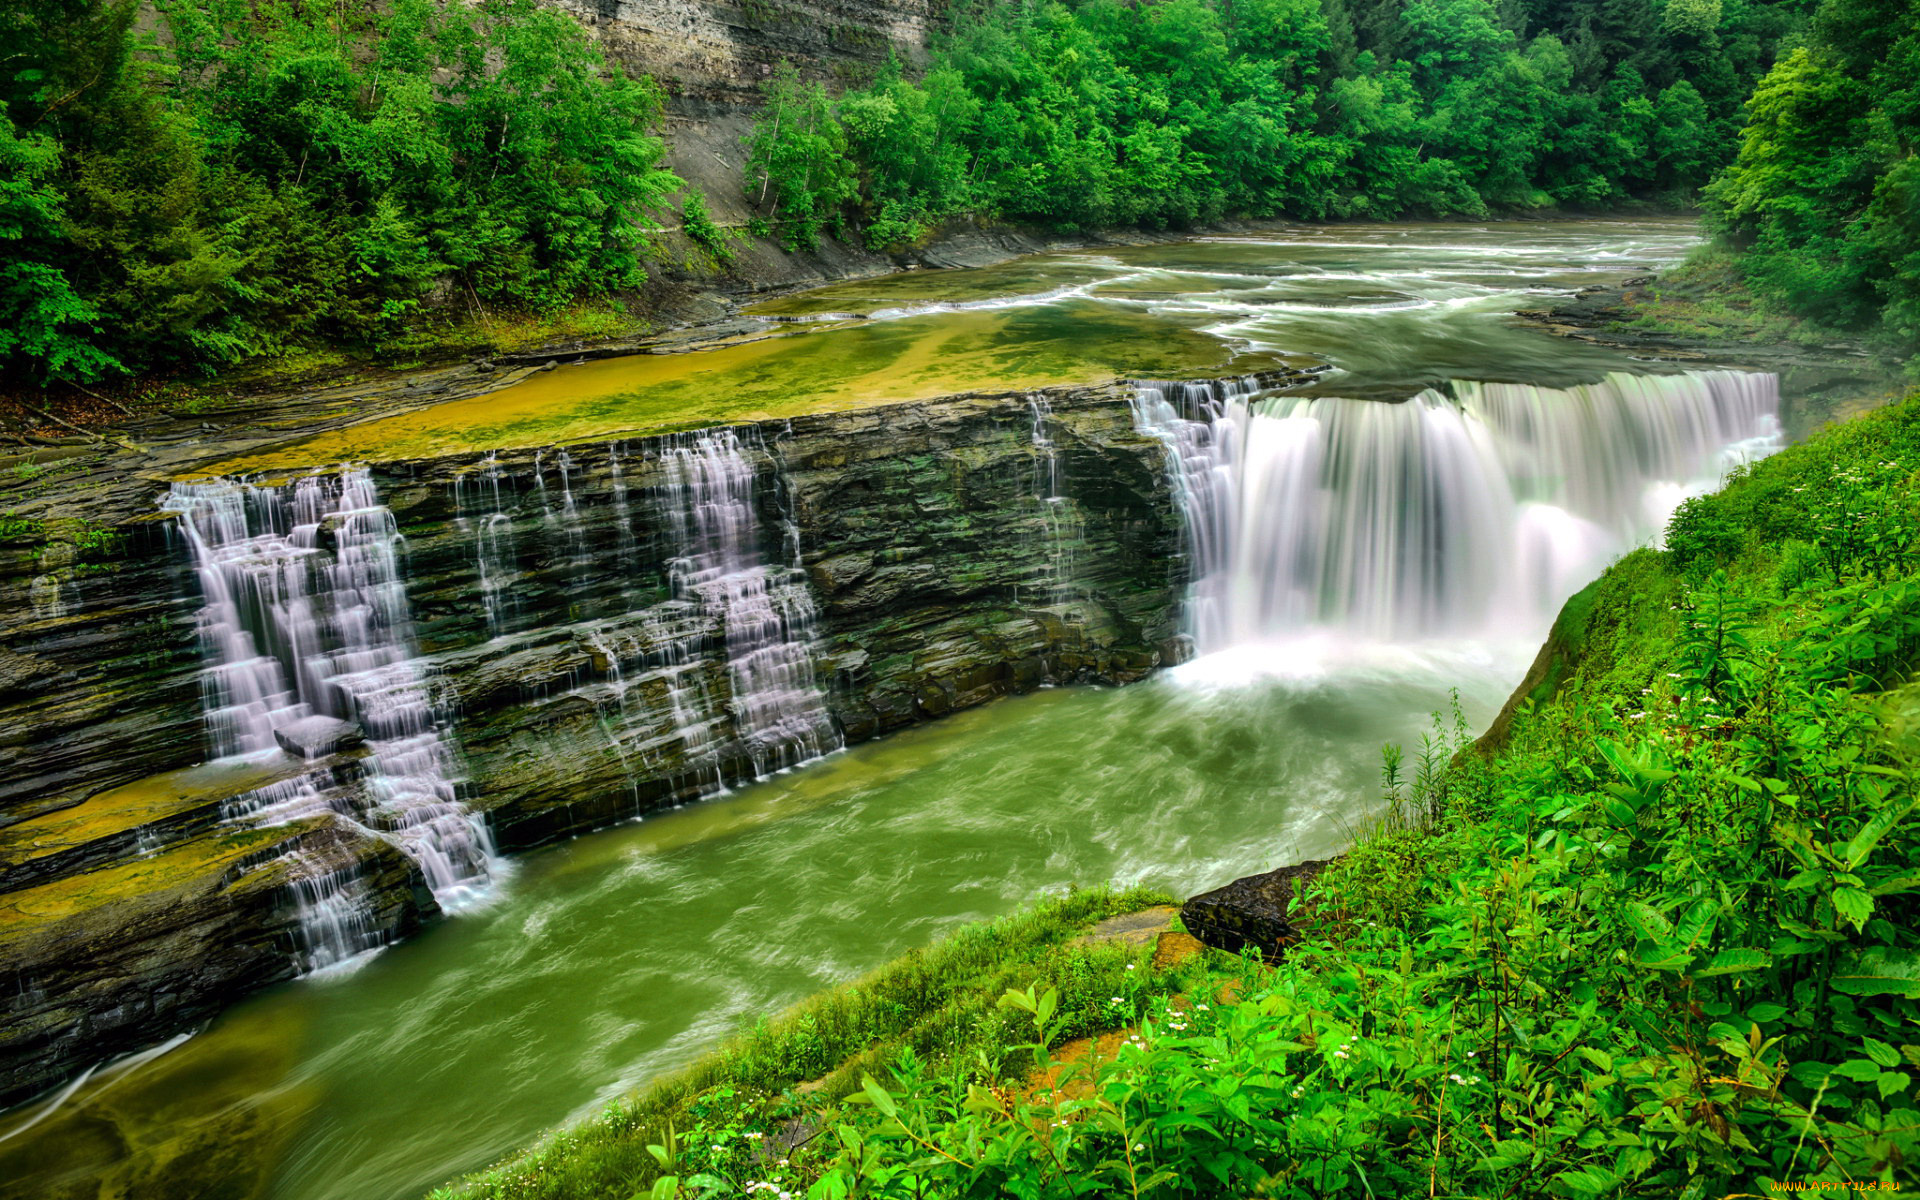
[0,219,1706,1200]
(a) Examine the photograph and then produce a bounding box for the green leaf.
[1832,887,1874,928]
[861,1075,899,1118]
[1865,1038,1901,1068]
[1477,1139,1534,1171]
[1624,902,1674,943]
[1694,947,1772,978]
[1633,942,1696,972]
[1557,1164,1624,1197]
[1870,870,1920,897]
[1844,798,1915,868]
[1748,1003,1791,1022]
[1834,1059,1883,1082]
[1833,948,1920,997]
[1878,1071,1911,1099]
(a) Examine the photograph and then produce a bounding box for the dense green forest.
[3,0,1915,381]
[438,382,1920,1198]
[1705,0,1920,364]
[1,0,679,383]
[748,0,1808,247]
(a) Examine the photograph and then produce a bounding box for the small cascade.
[1025,397,1082,606]
[1133,370,1781,653]
[579,607,728,798]
[453,453,522,637]
[283,849,387,973]
[540,450,594,595]
[164,468,496,945]
[607,442,645,588]
[660,429,840,778]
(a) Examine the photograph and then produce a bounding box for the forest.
[0,0,1915,376]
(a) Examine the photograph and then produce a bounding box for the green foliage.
[0,0,680,381]
[746,63,857,252]
[680,190,735,266]
[439,391,1920,1199]
[741,0,1805,247]
[1705,0,1920,366]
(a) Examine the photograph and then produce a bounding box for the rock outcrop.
[0,374,1321,1107]
[1182,859,1333,959]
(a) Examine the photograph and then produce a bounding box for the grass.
[1608,247,1858,348]
[431,884,1222,1200]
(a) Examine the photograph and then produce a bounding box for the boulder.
[1181,858,1333,959]
[274,716,364,760]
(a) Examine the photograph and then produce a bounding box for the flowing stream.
[0,219,1783,1200]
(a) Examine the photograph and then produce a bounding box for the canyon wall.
[0,381,1198,1106]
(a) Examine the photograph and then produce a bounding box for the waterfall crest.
[1134,370,1781,654]
[164,467,496,966]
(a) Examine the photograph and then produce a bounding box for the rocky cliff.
[0,377,1252,1107]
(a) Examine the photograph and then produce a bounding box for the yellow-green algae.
[207,301,1285,474]
[0,760,311,876]
[0,1003,317,1200]
[0,822,298,948]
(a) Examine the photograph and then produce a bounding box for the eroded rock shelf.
[0,374,1308,1106]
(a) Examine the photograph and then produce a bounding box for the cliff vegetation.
[1,0,680,384]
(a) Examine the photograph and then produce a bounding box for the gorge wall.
[0,381,1198,1107]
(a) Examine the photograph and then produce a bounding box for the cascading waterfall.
[452,452,522,638]
[660,430,841,778]
[1134,369,1781,653]
[164,467,496,968]
[1129,377,1266,650]
[1026,397,1082,606]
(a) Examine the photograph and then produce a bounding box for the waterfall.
[453,452,521,638]
[164,468,496,959]
[660,430,841,778]
[1133,370,1780,653]
[1128,377,1266,650]
[1026,396,1082,606]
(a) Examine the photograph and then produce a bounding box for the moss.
[202,303,1286,472]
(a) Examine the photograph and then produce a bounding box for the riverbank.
[1514,251,1906,438]
[434,382,1920,1199]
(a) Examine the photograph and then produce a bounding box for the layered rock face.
[0,381,1208,1106]
[548,0,931,110]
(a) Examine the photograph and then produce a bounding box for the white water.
[1026,396,1081,606]
[660,430,841,779]
[1134,369,1781,658]
[164,469,496,967]
[451,452,522,638]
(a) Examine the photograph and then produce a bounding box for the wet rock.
[1182,859,1333,959]
[273,717,365,760]
[1075,905,1178,951]
[1152,931,1208,970]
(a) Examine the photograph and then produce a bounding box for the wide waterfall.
[164,468,496,966]
[1134,369,1781,653]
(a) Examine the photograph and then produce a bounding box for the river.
[0,218,1766,1200]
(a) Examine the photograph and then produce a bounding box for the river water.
[0,219,1754,1200]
